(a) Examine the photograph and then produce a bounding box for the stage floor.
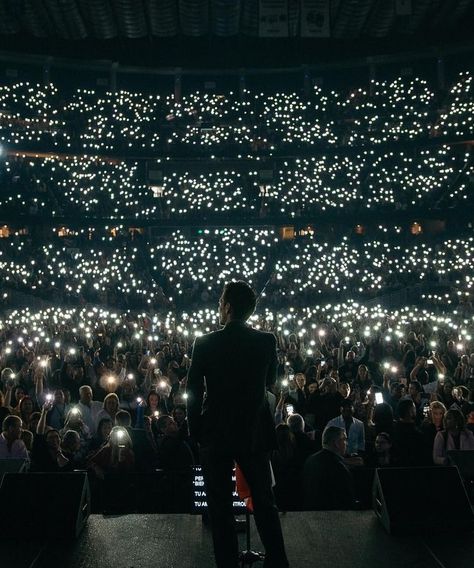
[3,511,473,568]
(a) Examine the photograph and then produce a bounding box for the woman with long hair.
[433,408,474,465]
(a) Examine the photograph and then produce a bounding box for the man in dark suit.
[187,281,289,568]
[302,425,356,510]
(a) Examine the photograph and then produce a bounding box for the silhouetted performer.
[187,281,289,568]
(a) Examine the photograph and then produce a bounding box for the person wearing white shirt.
[0,415,29,461]
[77,385,102,434]
[326,399,365,456]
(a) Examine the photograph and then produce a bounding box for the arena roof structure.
[0,0,472,67]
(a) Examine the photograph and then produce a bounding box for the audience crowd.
[1,230,473,310]
[0,68,473,512]
[1,297,474,509]
[0,73,472,157]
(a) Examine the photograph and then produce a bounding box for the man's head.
[397,399,416,423]
[156,415,179,437]
[115,410,132,428]
[287,413,305,434]
[339,382,351,399]
[2,415,22,441]
[346,351,355,363]
[408,381,423,398]
[79,385,92,405]
[340,398,354,420]
[219,281,256,325]
[322,426,347,457]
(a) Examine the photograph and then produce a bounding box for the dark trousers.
[200,445,289,568]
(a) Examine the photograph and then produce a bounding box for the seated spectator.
[466,404,474,434]
[421,401,447,453]
[392,399,431,466]
[115,409,157,472]
[386,381,405,419]
[433,408,474,465]
[172,404,190,441]
[96,393,120,430]
[404,380,429,425]
[45,389,71,430]
[89,417,113,454]
[271,423,298,510]
[59,407,92,463]
[61,430,85,469]
[308,377,342,431]
[287,413,320,469]
[302,426,355,510]
[0,415,29,460]
[31,402,72,472]
[352,365,372,395]
[366,432,394,468]
[326,399,365,458]
[77,385,102,434]
[338,350,358,384]
[155,415,194,471]
[88,426,135,479]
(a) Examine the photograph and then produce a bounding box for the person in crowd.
[271,423,298,510]
[404,380,429,426]
[0,415,29,460]
[326,399,365,458]
[421,401,447,453]
[338,348,358,384]
[154,414,194,471]
[31,401,72,472]
[442,341,459,376]
[309,377,343,432]
[89,416,113,454]
[77,385,102,433]
[352,364,372,395]
[366,432,394,468]
[466,404,474,434]
[14,395,36,430]
[392,399,431,466]
[96,393,120,429]
[302,426,355,510]
[88,426,135,479]
[59,407,91,462]
[61,430,85,469]
[286,413,319,468]
[433,408,474,465]
[45,389,72,430]
[172,403,190,441]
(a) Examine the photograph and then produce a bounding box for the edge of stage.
[3,510,473,568]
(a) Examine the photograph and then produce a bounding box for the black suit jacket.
[302,449,355,510]
[186,320,278,453]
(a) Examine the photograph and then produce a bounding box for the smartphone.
[427,359,434,365]
[375,392,384,405]
[285,404,294,415]
[320,360,326,367]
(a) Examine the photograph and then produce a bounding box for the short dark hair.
[222,281,256,321]
[340,398,354,410]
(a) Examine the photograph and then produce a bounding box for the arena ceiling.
[0,0,472,67]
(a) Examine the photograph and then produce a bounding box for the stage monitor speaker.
[0,472,91,539]
[373,466,474,534]
[448,450,474,480]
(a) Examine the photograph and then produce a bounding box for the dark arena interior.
[0,1,474,567]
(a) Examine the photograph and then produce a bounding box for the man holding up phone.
[187,281,289,568]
